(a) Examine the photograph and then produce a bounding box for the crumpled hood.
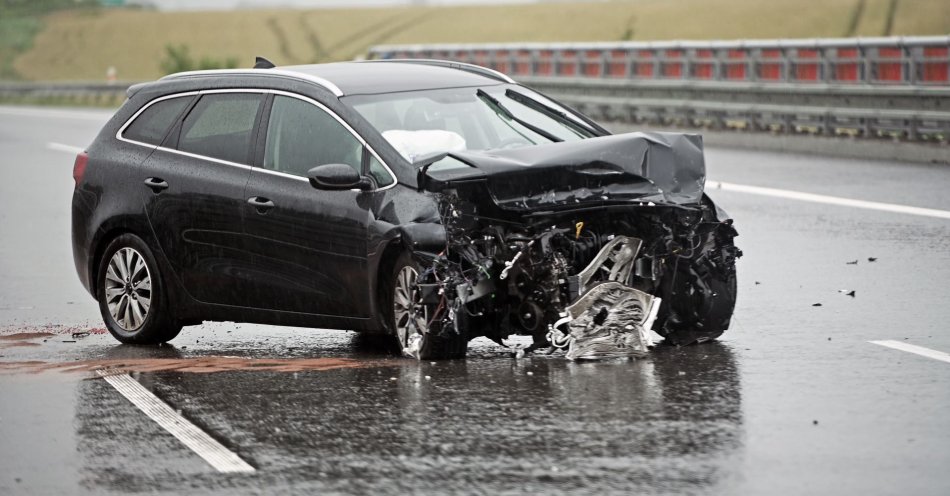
[423,131,706,211]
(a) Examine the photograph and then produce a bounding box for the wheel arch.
[87,216,160,300]
[369,221,447,333]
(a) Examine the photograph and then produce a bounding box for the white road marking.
[708,181,950,220]
[98,371,256,473]
[46,142,85,155]
[0,106,111,121]
[870,340,950,364]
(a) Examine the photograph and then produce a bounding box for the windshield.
[344,85,597,163]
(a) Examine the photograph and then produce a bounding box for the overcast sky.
[140,0,549,10]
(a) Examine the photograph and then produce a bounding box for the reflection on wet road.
[1,106,949,495]
[57,333,744,494]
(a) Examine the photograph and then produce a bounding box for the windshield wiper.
[476,89,562,143]
[504,89,602,137]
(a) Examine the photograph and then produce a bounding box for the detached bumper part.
[549,282,659,360]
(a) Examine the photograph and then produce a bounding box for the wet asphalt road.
[1,105,949,495]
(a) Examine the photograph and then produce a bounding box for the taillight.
[73,152,88,187]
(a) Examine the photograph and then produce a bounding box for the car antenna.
[254,56,276,69]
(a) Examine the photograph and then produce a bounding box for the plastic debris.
[838,289,856,297]
[846,260,858,265]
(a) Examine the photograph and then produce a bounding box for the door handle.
[144,177,169,192]
[247,196,275,214]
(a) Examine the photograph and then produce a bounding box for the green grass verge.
[0,17,42,80]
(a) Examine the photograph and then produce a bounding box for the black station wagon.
[71,59,740,360]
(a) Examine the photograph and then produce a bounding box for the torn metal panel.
[571,235,642,298]
[549,282,657,360]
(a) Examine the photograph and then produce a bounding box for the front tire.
[97,234,181,344]
[656,225,740,346]
[385,252,467,360]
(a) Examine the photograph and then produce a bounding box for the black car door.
[137,91,265,306]
[242,93,376,317]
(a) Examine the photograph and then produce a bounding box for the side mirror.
[307,163,370,191]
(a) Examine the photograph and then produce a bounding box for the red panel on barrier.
[558,50,578,76]
[876,47,903,82]
[474,50,489,67]
[607,49,627,77]
[537,50,553,76]
[759,48,782,80]
[583,49,603,77]
[725,49,746,80]
[514,50,531,75]
[833,47,859,82]
[635,50,654,77]
[494,50,510,73]
[693,49,714,79]
[794,48,819,81]
[662,49,683,78]
[922,47,949,82]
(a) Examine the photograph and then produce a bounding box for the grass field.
[8,0,950,81]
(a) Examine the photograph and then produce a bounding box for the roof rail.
[160,68,344,97]
[362,59,516,84]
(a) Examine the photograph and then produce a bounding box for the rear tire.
[97,234,181,345]
[385,252,467,360]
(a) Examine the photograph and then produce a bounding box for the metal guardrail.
[369,36,950,86]
[3,37,949,143]
[0,81,129,106]
[520,77,950,141]
[370,37,950,142]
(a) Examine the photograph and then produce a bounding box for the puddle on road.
[0,327,389,375]
[0,332,57,349]
[0,356,379,375]
[0,326,107,349]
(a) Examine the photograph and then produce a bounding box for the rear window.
[122,96,192,146]
[177,93,264,165]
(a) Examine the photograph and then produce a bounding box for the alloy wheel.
[104,247,152,331]
[392,265,427,351]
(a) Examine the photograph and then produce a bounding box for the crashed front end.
[404,131,740,359]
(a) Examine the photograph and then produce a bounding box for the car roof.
[158,60,512,98]
[280,61,510,96]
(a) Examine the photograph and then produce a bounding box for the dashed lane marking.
[708,181,950,220]
[98,371,256,473]
[869,340,950,364]
[46,142,85,155]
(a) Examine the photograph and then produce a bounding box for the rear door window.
[177,93,264,164]
[122,96,192,146]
